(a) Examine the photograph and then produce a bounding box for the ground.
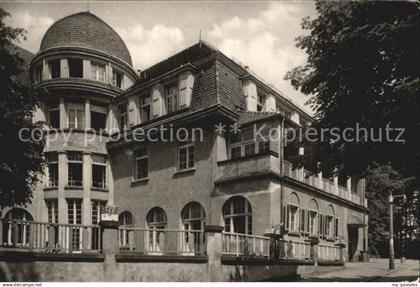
[299,258,420,282]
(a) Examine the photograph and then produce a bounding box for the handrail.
[222,231,270,240]
[3,218,99,229]
[119,226,203,233]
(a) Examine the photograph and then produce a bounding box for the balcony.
[0,219,101,255]
[216,151,280,184]
[222,232,270,258]
[118,227,206,256]
[283,160,365,206]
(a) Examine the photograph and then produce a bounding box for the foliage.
[285,1,420,182]
[0,8,45,208]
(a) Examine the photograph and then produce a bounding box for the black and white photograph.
[0,0,419,285]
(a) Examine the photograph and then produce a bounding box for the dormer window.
[49,59,60,79]
[165,83,178,114]
[112,70,122,88]
[91,63,106,82]
[141,97,151,122]
[257,94,266,112]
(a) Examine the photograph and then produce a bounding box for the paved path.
[299,258,420,282]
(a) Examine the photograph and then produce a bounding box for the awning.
[347,215,366,227]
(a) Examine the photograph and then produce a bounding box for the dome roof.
[40,12,132,66]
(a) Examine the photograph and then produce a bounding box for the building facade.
[2,12,368,264]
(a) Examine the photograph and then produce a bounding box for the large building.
[1,11,368,267]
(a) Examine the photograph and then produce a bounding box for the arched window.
[308,199,319,236]
[5,209,33,247]
[119,211,134,249]
[181,202,206,254]
[146,207,167,253]
[223,196,252,234]
[182,202,206,230]
[146,207,167,228]
[119,211,134,226]
[287,193,300,232]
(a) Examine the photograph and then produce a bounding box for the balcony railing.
[217,152,280,183]
[279,239,311,260]
[222,232,270,258]
[1,219,101,254]
[283,160,365,205]
[318,243,340,261]
[118,227,206,256]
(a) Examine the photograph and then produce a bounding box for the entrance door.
[348,226,359,261]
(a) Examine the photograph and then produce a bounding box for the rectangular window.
[46,153,58,187]
[165,83,178,114]
[91,111,106,131]
[230,146,242,159]
[244,143,256,156]
[257,94,265,112]
[92,154,106,188]
[48,104,60,129]
[134,147,148,179]
[68,152,83,186]
[288,205,299,232]
[141,97,151,122]
[67,199,82,250]
[118,103,128,130]
[46,199,58,223]
[67,199,82,224]
[68,103,84,129]
[308,210,318,236]
[178,141,195,170]
[326,215,334,238]
[91,104,107,132]
[49,59,60,79]
[68,58,83,78]
[91,201,106,225]
[35,65,42,84]
[258,141,270,154]
[91,63,106,82]
[112,70,122,88]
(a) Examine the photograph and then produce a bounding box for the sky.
[1,1,316,113]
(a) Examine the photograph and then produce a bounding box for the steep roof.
[40,12,132,65]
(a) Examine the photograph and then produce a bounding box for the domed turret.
[40,12,132,66]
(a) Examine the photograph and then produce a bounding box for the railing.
[318,243,340,261]
[279,239,311,260]
[67,179,83,187]
[118,227,206,256]
[351,192,361,205]
[92,181,107,189]
[283,160,363,205]
[222,232,270,258]
[1,219,101,254]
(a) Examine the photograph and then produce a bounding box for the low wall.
[0,222,344,282]
[0,259,310,282]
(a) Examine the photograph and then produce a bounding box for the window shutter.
[151,84,163,118]
[283,205,289,231]
[318,213,323,237]
[299,208,304,233]
[335,217,339,238]
[305,209,309,235]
